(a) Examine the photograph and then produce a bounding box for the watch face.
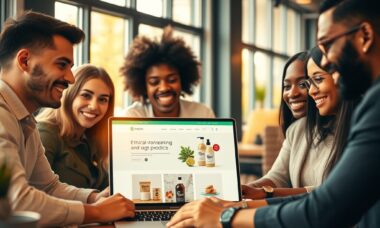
[221,208,235,222]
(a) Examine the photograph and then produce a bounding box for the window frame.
[26,0,207,109]
[241,0,305,123]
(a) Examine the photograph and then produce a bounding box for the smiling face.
[282,60,308,119]
[72,78,111,130]
[145,63,182,117]
[317,9,372,100]
[307,58,339,116]
[23,35,75,111]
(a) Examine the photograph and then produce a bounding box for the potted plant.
[255,85,266,109]
[0,161,11,220]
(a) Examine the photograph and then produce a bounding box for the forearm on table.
[247,178,276,187]
[271,187,307,198]
[231,209,256,228]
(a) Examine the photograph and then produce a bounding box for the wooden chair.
[262,126,284,175]
[238,108,279,157]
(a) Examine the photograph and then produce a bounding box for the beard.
[26,64,61,109]
[335,41,372,100]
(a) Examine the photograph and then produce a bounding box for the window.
[50,0,206,116]
[286,8,301,55]
[273,5,286,53]
[272,57,286,107]
[138,24,163,38]
[136,0,164,17]
[54,2,83,67]
[90,11,129,113]
[1,0,16,31]
[173,0,202,27]
[255,0,270,49]
[0,0,4,30]
[241,0,303,123]
[253,51,270,108]
[100,0,127,7]
[242,49,254,122]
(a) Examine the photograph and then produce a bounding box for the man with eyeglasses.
[167,0,380,227]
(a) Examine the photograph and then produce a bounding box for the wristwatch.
[220,207,243,228]
[262,185,274,198]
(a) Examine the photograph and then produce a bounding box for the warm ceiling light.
[296,0,312,4]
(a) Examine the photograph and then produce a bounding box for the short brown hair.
[0,11,85,68]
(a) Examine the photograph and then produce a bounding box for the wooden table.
[238,143,264,157]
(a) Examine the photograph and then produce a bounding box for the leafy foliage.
[178,146,194,162]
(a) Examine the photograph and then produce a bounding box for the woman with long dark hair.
[243,47,359,199]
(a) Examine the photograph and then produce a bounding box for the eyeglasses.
[304,72,332,90]
[283,78,309,91]
[318,24,362,55]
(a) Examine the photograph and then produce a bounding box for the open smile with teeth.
[290,101,306,110]
[54,86,64,93]
[53,82,68,97]
[315,97,327,106]
[156,93,176,106]
[81,111,98,119]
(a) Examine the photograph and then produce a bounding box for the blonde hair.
[37,64,115,162]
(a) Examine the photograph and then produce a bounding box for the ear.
[16,49,30,71]
[360,22,374,53]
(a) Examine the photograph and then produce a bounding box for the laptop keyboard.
[124,211,176,221]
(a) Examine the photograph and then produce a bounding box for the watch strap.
[220,207,243,228]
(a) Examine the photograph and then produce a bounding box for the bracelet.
[241,200,248,208]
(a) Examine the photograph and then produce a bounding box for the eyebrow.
[284,76,306,82]
[147,73,179,78]
[81,89,110,97]
[57,57,74,68]
[311,71,327,76]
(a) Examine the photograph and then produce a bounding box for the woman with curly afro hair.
[120,26,215,118]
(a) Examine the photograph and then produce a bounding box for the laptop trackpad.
[115,221,167,228]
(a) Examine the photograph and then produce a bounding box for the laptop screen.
[109,118,241,206]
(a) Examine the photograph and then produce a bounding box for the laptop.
[109,118,242,227]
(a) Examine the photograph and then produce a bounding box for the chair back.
[262,126,284,174]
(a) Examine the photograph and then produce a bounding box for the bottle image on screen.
[175,177,185,203]
[205,139,215,167]
[197,137,206,166]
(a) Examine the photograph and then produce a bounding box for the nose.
[287,85,300,98]
[65,69,75,84]
[88,98,99,110]
[158,80,170,91]
[332,71,340,85]
[320,55,330,72]
[308,83,319,96]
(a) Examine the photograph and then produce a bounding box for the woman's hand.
[241,185,265,200]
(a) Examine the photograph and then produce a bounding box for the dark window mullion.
[82,5,90,63]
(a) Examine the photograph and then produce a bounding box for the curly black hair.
[120,26,200,100]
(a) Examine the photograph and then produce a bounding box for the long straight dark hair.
[279,51,308,136]
[303,47,360,181]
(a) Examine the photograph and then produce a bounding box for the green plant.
[178,146,194,166]
[255,86,266,105]
[0,160,11,220]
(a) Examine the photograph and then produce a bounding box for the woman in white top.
[242,47,360,199]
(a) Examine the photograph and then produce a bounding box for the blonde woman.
[37,64,114,190]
